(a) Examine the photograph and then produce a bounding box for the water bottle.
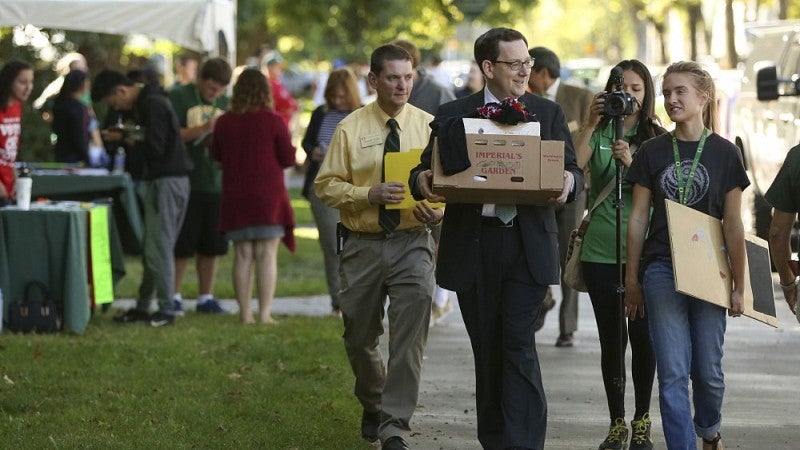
[112,147,126,174]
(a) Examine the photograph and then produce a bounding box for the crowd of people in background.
[3,24,799,450]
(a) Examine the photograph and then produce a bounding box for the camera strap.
[671,128,708,205]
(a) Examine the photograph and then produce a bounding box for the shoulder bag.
[563,178,618,292]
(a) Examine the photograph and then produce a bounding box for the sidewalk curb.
[110,295,334,316]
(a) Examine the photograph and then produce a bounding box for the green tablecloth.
[30,172,144,253]
[0,204,125,334]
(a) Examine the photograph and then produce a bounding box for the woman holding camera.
[572,59,666,450]
[626,61,748,450]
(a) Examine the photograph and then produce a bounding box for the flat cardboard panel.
[744,236,778,325]
[665,199,778,327]
[432,118,564,205]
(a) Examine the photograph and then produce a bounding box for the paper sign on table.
[88,205,114,304]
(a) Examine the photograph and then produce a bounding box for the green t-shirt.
[765,143,800,213]
[168,83,229,193]
[581,121,638,264]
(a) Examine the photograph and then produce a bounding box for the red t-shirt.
[270,78,298,128]
[0,100,22,197]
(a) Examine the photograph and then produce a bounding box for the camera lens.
[607,96,624,114]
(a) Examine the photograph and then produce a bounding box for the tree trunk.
[688,4,701,62]
[655,22,668,64]
[724,0,737,69]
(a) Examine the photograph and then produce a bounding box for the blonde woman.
[301,68,361,315]
[625,61,749,450]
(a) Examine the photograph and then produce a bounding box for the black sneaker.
[113,308,150,324]
[361,409,381,442]
[149,311,175,327]
[599,417,629,450]
[196,298,227,314]
[630,413,654,450]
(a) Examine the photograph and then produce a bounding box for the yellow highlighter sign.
[384,149,445,210]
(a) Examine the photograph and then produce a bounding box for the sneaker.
[196,298,226,314]
[599,417,629,450]
[149,311,175,327]
[113,308,150,324]
[173,298,185,316]
[630,413,654,450]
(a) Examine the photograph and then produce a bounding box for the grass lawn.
[0,185,376,447]
[114,187,329,299]
[0,313,372,449]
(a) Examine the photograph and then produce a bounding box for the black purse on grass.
[7,281,61,333]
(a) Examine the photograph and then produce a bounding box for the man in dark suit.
[409,28,583,450]
[527,46,595,347]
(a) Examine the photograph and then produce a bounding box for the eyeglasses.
[492,58,535,71]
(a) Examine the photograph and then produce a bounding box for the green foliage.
[237,0,540,64]
[0,315,366,449]
[1,28,137,161]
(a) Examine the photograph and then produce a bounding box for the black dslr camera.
[601,66,635,117]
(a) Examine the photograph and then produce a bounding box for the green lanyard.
[672,128,708,205]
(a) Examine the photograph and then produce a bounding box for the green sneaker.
[599,417,629,450]
[630,413,654,450]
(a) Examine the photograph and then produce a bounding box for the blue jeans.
[643,259,726,450]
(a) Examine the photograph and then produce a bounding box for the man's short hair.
[370,44,412,75]
[91,69,133,102]
[177,54,197,65]
[529,47,560,79]
[474,28,527,72]
[392,40,421,69]
[199,57,233,86]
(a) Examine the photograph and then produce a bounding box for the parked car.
[730,20,800,239]
[562,58,607,92]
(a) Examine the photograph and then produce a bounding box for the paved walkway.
[115,277,800,449]
[415,282,800,450]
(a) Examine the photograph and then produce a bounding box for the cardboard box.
[432,119,564,204]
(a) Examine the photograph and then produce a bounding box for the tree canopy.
[239,0,539,64]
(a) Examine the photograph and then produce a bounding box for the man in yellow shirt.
[314,44,441,450]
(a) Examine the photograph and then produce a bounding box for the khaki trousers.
[338,227,434,441]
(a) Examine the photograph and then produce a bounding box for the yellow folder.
[384,149,445,210]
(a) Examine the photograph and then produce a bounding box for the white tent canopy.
[0,0,236,63]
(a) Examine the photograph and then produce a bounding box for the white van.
[731,20,800,239]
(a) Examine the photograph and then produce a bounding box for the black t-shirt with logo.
[626,132,750,266]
